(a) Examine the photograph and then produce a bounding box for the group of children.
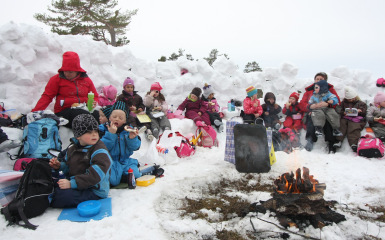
[32,71,385,208]
[239,79,384,154]
[47,77,229,208]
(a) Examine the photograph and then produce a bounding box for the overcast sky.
[1,0,385,78]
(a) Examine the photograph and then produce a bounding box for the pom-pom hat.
[202,84,214,98]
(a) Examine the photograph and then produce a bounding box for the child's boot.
[146,129,154,141]
[315,126,323,137]
[153,128,159,139]
[332,129,343,137]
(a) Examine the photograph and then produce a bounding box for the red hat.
[289,92,299,101]
[150,82,163,91]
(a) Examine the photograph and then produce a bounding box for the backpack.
[357,136,385,158]
[13,158,36,171]
[18,118,62,159]
[196,126,218,148]
[1,159,54,230]
[158,131,195,158]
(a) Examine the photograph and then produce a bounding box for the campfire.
[249,167,345,229]
[275,167,324,195]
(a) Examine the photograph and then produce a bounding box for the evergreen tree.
[204,49,229,66]
[34,0,138,47]
[244,61,262,73]
[168,53,179,61]
[158,56,167,62]
[166,48,194,61]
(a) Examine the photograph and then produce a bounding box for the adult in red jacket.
[32,51,99,128]
[298,72,341,153]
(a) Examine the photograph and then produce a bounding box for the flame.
[275,167,319,194]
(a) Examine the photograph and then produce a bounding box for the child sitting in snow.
[308,80,343,137]
[49,114,112,208]
[143,82,171,139]
[98,85,117,107]
[366,91,385,142]
[116,77,147,132]
[98,105,112,125]
[262,92,282,129]
[241,86,263,124]
[175,87,211,127]
[201,84,223,132]
[100,101,163,186]
[333,87,367,152]
[282,92,303,131]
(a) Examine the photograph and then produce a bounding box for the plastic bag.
[139,139,165,165]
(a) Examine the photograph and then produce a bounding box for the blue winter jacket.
[308,91,339,106]
[99,124,141,164]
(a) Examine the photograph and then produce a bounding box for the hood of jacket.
[58,51,86,73]
[102,85,117,100]
[264,92,276,104]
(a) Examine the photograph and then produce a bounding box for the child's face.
[289,97,296,104]
[314,76,325,83]
[77,130,99,146]
[267,98,275,104]
[99,110,108,124]
[208,93,214,99]
[190,94,198,101]
[109,110,126,128]
[151,90,159,97]
[124,84,134,93]
[380,101,385,108]
[314,85,320,93]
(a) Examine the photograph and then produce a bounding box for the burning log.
[249,167,345,229]
[274,167,322,194]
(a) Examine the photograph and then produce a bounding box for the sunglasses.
[314,86,320,89]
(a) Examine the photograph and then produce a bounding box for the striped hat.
[246,86,258,97]
[101,105,113,119]
[111,101,129,119]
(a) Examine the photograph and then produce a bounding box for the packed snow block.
[233,124,271,173]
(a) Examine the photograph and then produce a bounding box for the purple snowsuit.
[177,97,211,125]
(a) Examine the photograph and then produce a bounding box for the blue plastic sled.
[58,198,112,222]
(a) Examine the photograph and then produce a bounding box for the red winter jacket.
[298,82,340,113]
[243,97,263,115]
[32,52,98,113]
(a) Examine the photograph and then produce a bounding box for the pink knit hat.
[374,91,385,106]
[150,82,163,91]
[123,77,134,88]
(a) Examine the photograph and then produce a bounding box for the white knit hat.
[344,86,357,99]
[202,84,214,98]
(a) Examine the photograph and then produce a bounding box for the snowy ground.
[1,119,385,240]
[1,22,385,239]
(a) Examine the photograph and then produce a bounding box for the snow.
[1,22,385,239]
